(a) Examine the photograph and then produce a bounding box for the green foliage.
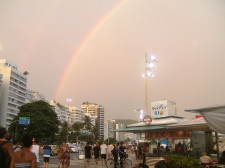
[105,137,116,145]
[78,134,95,143]
[58,121,69,142]
[82,115,92,131]
[91,126,99,141]
[167,154,204,168]
[72,122,83,132]
[9,100,60,141]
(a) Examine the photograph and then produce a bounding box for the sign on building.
[151,100,177,118]
[151,100,168,118]
[19,117,30,125]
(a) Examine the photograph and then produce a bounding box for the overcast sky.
[1,0,225,121]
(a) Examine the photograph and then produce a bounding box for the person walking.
[93,142,100,165]
[84,142,92,166]
[100,141,107,165]
[134,144,138,159]
[58,142,71,168]
[43,144,51,168]
[30,139,42,168]
[10,134,36,168]
[0,127,14,168]
[142,143,148,165]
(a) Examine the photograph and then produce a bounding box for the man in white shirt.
[100,142,107,165]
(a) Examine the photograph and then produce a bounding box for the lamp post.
[134,109,144,122]
[142,53,158,116]
[66,98,72,143]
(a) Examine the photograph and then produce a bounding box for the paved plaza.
[38,152,156,168]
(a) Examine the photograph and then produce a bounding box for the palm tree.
[72,122,83,132]
[82,115,92,131]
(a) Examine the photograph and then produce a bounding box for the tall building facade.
[68,106,84,125]
[97,105,105,139]
[0,74,2,103]
[0,59,28,127]
[25,90,46,103]
[50,100,68,122]
[105,119,116,139]
[81,102,105,139]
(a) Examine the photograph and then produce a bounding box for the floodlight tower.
[66,98,72,143]
[142,53,158,116]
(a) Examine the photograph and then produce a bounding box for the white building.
[105,119,116,139]
[0,59,28,127]
[116,123,126,141]
[0,74,2,103]
[68,106,84,125]
[50,100,68,123]
[25,90,46,103]
[104,121,108,140]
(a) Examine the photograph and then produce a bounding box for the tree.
[72,122,83,132]
[82,115,92,131]
[58,121,69,142]
[78,134,95,143]
[91,126,99,142]
[9,100,60,141]
[105,137,117,145]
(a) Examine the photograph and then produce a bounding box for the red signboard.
[143,115,152,125]
[145,130,191,139]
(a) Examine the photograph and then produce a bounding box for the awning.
[165,117,211,131]
[115,125,164,132]
[185,105,225,134]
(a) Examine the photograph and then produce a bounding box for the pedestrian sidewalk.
[41,152,161,167]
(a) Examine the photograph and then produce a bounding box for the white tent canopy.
[127,116,188,127]
[185,105,225,134]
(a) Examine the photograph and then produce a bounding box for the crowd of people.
[2,126,225,168]
[83,141,128,167]
[0,127,55,168]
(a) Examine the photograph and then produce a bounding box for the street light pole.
[66,98,72,143]
[142,53,158,116]
[145,77,149,115]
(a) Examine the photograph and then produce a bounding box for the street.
[39,152,143,168]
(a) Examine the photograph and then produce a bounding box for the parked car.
[70,146,77,153]
[71,146,81,153]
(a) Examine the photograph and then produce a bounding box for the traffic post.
[19,117,30,125]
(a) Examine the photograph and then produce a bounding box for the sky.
[0,0,225,121]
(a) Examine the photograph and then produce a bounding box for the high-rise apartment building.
[105,119,116,139]
[0,74,2,101]
[25,90,46,103]
[0,59,28,127]
[50,100,68,122]
[81,102,105,139]
[97,105,104,139]
[68,106,84,125]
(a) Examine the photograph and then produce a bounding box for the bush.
[167,154,204,168]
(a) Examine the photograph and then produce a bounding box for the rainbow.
[54,0,128,100]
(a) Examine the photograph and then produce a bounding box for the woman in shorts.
[58,142,71,168]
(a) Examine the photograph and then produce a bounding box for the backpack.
[0,141,10,168]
